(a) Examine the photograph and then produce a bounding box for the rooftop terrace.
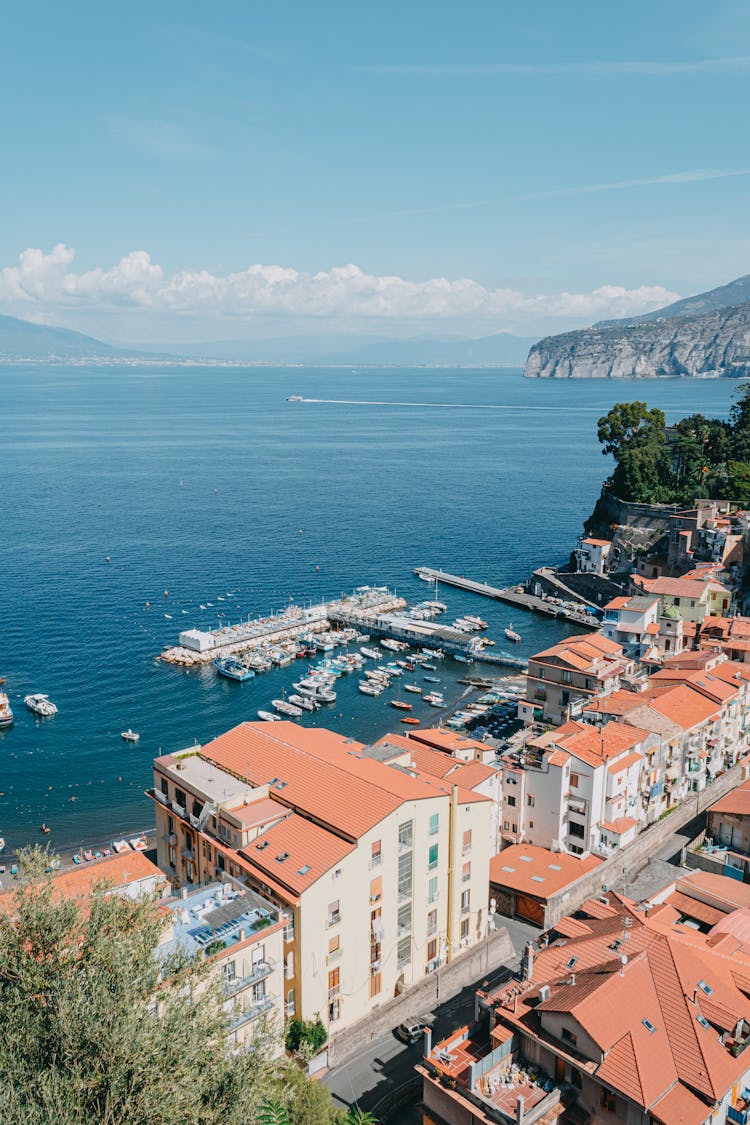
[159,881,278,960]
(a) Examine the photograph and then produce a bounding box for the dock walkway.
[413,567,599,630]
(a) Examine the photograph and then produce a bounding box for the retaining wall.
[327,926,514,1066]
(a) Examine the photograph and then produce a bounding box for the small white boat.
[272,699,303,718]
[121,729,140,742]
[404,683,422,694]
[505,623,522,643]
[257,710,281,722]
[289,694,317,712]
[0,837,5,852]
[0,679,13,729]
[24,694,58,718]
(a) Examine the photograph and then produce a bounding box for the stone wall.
[541,760,750,928]
[327,926,514,1066]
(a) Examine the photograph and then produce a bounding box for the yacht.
[0,680,13,729]
[120,729,140,742]
[504,623,522,643]
[287,394,303,402]
[214,656,255,682]
[24,694,58,718]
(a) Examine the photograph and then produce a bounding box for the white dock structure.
[160,586,406,666]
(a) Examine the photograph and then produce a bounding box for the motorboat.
[359,681,381,696]
[121,729,140,742]
[24,694,58,717]
[404,684,422,694]
[0,679,13,729]
[272,699,303,718]
[257,710,281,722]
[391,700,413,711]
[424,692,445,707]
[289,694,317,712]
[214,657,255,681]
[401,717,421,726]
[420,662,437,672]
[287,394,303,401]
[504,623,522,643]
[361,647,380,659]
[424,676,441,683]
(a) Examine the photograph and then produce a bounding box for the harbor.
[413,566,600,629]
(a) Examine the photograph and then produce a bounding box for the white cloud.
[0,245,679,330]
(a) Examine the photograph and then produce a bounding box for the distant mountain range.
[525,274,750,379]
[0,313,534,367]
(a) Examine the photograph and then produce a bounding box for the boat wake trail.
[290,398,598,411]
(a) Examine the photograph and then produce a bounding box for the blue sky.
[1,0,750,342]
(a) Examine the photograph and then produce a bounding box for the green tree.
[596,402,673,502]
[0,847,342,1125]
[285,1015,328,1059]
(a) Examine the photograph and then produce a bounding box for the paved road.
[323,917,538,1119]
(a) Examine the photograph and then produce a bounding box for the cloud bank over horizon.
[0,244,680,340]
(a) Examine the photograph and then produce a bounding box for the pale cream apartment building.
[147,720,491,1036]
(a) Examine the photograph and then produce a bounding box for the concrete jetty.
[413,566,600,630]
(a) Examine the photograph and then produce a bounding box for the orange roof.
[708,778,750,818]
[600,816,638,834]
[547,720,645,769]
[547,749,570,767]
[486,894,750,1112]
[489,844,601,901]
[650,576,726,598]
[240,811,355,894]
[650,668,738,704]
[530,632,624,673]
[676,870,750,912]
[708,907,750,953]
[374,733,497,790]
[553,916,593,938]
[607,751,643,775]
[225,796,289,828]
[646,622,660,634]
[666,891,724,928]
[406,728,489,758]
[651,1082,716,1125]
[581,537,612,548]
[604,596,629,610]
[640,684,720,731]
[0,850,165,914]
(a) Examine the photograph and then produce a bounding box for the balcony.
[369,854,382,869]
[228,995,275,1031]
[171,800,186,818]
[398,888,412,906]
[398,840,413,856]
[326,948,342,965]
[224,960,274,995]
[328,984,341,1000]
[327,912,341,928]
[461,903,471,915]
[153,789,168,806]
[568,797,587,817]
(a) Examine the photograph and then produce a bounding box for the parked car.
[395,1015,433,1044]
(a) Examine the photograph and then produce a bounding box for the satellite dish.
[621,954,628,966]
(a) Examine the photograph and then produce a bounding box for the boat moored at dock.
[214,656,255,681]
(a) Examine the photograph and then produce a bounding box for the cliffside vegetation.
[597,386,750,505]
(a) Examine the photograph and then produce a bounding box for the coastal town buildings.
[519,634,633,726]
[420,888,750,1125]
[147,720,492,1035]
[707,779,750,856]
[574,537,612,577]
[631,574,731,624]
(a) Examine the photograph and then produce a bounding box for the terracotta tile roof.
[708,907,750,953]
[406,728,490,757]
[676,870,750,912]
[199,722,438,840]
[579,897,619,919]
[0,851,166,915]
[530,633,624,673]
[239,811,355,894]
[606,751,643,775]
[650,1082,715,1125]
[375,735,497,790]
[650,668,738,704]
[225,796,289,828]
[605,597,629,610]
[600,816,638,834]
[547,749,570,767]
[639,685,720,731]
[650,576,726,599]
[486,895,750,1114]
[666,891,724,928]
[708,778,750,817]
[552,916,593,939]
[549,720,645,769]
[489,844,601,901]
[581,537,612,548]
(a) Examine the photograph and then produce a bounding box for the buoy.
[145,601,150,609]
[164,590,169,598]
[316,565,320,572]
[105,555,111,563]
[299,528,303,535]
[213,488,218,494]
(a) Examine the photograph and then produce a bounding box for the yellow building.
[147,720,491,1035]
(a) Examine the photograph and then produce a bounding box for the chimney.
[238,928,246,942]
[180,887,188,900]
[423,1026,432,1057]
[522,941,534,982]
[516,1095,525,1125]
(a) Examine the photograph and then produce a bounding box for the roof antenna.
[620,954,628,976]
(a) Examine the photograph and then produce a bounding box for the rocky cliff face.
[525,301,750,379]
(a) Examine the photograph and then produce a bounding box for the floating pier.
[413,566,600,630]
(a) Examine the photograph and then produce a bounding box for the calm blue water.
[1,365,738,849]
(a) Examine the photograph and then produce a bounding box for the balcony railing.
[171,800,186,818]
[397,888,412,906]
[224,961,274,995]
[327,912,341,928]
[228,995,274,1030]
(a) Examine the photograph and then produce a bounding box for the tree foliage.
[0,848,345,1125]
[284,1015,328,1059]
[596,385,750,505]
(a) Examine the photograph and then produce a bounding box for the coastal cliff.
[524,300,750,379]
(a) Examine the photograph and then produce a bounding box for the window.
[569,844,583,855]
[427,939,437,963]
[370,875,382,903]
[252,944,265,966]
[462,861,471,883]
[428,876,438,904]
[428,843,439,870]
[222,961,236,983]
[527,795,535,808]
[397,936,411,967]
[600,1090,616,1112]
[561,1026,577,1046]
[570,772,580,789]
[462,830,472,855]
[503,820,509,831]
[333,868,342,880]
[460,918,470,940]
[286,988,295,1018]
[429,812,439,836]
[529,820,534,829]
[328,998,341,1022]
[569,821,585,839]
[328,935,340,955]
[167,815,174,835]
[252,980,266,1004]
[398,820,413,849]
[371,839,382,867]
[168,844,176,868]
[160,777,169,797]
[461,889,470,914]
[328,967,340,998]
[369,971,382,998]
[284,914,295,941]
[191,798,203,819]
[562,670,572,685]
[327,900,341,926]
[175,788,186,809]
[427,909,437,936]
[507,795,516,807]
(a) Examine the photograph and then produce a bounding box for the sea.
[1,364,739,852]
